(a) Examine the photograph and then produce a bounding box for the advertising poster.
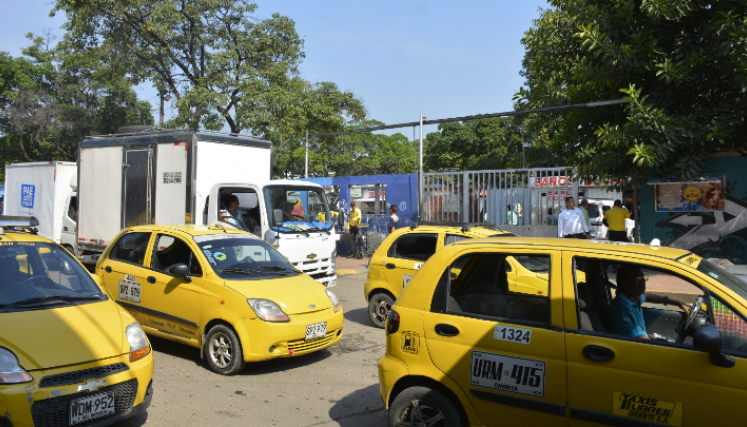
[654,176,725,212]
[14,180,41,217]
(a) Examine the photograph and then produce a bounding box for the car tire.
[368,293,394,329]
[203,324,246,375]
[389,386,466,427]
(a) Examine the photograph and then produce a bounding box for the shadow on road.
[327,383,386,427]
[149,335,334,376]
[344,307,378,328]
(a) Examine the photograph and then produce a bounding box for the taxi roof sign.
[0,215,39,228]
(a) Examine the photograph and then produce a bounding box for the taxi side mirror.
[168,263,192,283]
[272,209,284,227]
[693,325,735,368]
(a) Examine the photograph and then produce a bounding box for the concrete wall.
[640,157,747,261]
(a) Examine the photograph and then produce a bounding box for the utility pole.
[305,130,309,178]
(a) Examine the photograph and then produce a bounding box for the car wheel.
[389,386,465,427]
[203,324,246,375]
[368,293,394,328]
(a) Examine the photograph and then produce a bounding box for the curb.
[336,269,359,277]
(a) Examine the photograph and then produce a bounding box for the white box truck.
[77,130,340,286]
[4,161,78,250]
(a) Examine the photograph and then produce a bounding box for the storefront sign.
[654,176,725,212]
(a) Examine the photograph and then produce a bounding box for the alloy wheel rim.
[209,332,232,368]
[398,399,445,427]
[373,298,391,324]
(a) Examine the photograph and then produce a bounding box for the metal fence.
[422,167,578,237]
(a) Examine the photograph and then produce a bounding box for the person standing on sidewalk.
[347,201,362,257]
[604,199,631,242]
[388,204,401,234]
[579,199,591,229]
[558,196,592,239]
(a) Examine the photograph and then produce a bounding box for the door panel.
[382,232,438,293]
[562,252,747,426]
[424,249,567,427]
[99,232,154,323]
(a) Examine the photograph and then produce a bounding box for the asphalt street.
[113,272,388,427]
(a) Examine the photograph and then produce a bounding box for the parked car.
[96,223,344,375]
[0,215,154,427]
[378,236,747,426]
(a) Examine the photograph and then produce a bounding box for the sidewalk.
[336,256,370,277]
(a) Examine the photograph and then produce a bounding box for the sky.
[0,0,549,138]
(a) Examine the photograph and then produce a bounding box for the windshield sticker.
[708,272,719,279]
[214,252,227,261]
[203,245,212,249]
[612,392,683,426]
[470,351,545,397]
[202,249,217,265]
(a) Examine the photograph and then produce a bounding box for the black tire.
[368,293,395,328]
[389,386,466,427]
[203,324,246,375]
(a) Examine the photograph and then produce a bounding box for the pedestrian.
[388,204,401,234]
[579,199,591,229]
[558,196,592,239]
[604,199,631,242]
[347,201,362,257]
[506,204,518,225]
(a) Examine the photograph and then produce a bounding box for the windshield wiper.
[307,227,331,235]
[0,295,104,311]
[252,266,298,273]
[218,268,254,275]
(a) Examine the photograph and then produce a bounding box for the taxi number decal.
[494,325,532,345]
[470,351,545,397]
[612,391,683,427]
[118,279,141,304]
[124,274,136,283]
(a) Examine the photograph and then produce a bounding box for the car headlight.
[247,299,290,322]
[0,347,32,384]
[326,289,342,313]
[126,323,151,362]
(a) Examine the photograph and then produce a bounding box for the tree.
[0,34,152,163]
[515,0,747,187]
[423,117,523,171]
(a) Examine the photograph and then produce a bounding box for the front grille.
[287,329,340,353]
[31,379,138,427]
[39,363,129,388]
[309,272,329,280]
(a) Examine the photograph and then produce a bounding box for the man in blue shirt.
[388,205,402,234]
[608,265,690,339]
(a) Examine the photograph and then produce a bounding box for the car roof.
[450,236,691,260]
[124,224,257,238]
[399,224,512,236]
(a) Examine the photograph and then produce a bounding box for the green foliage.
[516,0,747,187]
[274,120,417,178]
[423,117,524,171]
[0,33,152,163]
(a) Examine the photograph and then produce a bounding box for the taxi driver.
[608,264,690,339]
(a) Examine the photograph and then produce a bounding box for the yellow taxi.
[364,224,515,327]
[96,224,343,375]
[0,216,154,427]
[378,237,747,426]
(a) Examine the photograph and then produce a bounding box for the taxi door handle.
[386,263,396,269]
[435,324,460,337]
[147,276,156,284]
[105,266,112,273]
[583,345,615,361]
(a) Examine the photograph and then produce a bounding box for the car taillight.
[386,309,400,335]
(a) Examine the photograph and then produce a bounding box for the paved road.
[115,273,388,427]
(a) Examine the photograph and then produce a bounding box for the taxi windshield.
[0,242,106,312]
[697,259,747,300]
[263,185,332,233]
[193,234,301,280]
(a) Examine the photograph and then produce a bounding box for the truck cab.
[207,180,340,287]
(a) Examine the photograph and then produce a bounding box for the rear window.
[587,204,600,218]
[388,233,438,261]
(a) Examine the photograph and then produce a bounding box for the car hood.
[0,301,127,371]
[225,274,333,315]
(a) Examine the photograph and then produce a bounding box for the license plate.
[470,351,545,397]
[69,391,115,425]
[118,278,141,303]
[305,322,327,340]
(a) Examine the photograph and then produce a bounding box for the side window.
[444,252,551,324]
[152,234,202,276]
[110,233,151,266]
[387,233,438,261]
[445,234,469,246]
[68,196,77,221]
[572,257,706,343]
[709,295,747,354]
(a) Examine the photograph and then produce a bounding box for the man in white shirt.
[558,196,592,239]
